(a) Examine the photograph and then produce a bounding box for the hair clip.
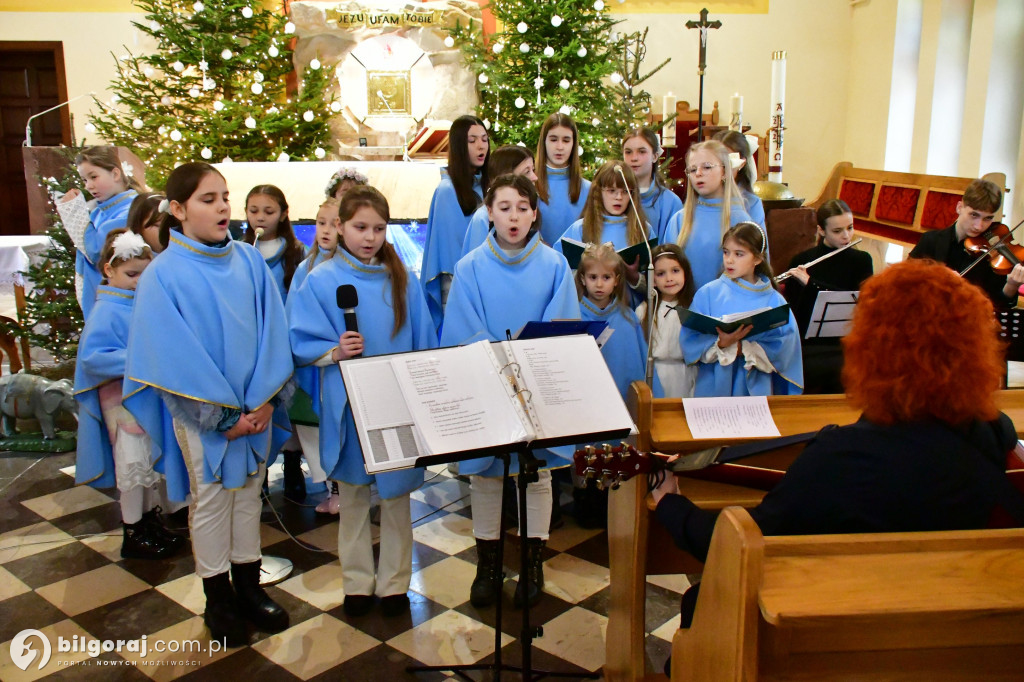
[121,161,134,179]
[109,231,149,264]
[157,198,170,214]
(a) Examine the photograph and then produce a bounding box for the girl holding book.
[441,174,579,609]
[535,112,590,245]
[420,114,490,329]
[623,127,682,242]
[663,140,752,290]
[681,222,802,397]
[288,186,436,618]
[460,145,538,257]
[556,161,653,297]
[636,244,698,398]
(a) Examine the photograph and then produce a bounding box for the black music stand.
[407,445,605,681]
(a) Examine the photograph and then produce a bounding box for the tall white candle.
[769,50,786,183]
[662,92,677,148]
[729,92,743,131]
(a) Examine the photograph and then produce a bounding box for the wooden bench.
[808,163,1006,245]
[671,506,1024,681]
[603,382,1024,681]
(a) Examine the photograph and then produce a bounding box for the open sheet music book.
[339,334,636,473]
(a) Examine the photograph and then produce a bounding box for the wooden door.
[0,43,70,236]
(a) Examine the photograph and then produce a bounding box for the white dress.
[636,298,697,398]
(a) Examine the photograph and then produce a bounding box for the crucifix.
[685,8,722,142]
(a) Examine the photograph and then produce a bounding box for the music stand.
[804,290,858,340]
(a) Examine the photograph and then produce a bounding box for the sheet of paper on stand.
[682,396,782,439]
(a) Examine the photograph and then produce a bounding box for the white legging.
[470,471,552,541]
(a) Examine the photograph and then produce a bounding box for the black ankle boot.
[470,539,503,608]
[121,521,176,560]
[140,507,187,552]
[231,560,289,632]
[513,538,546,609]
[202,572,248,647]
[282,450,306,502]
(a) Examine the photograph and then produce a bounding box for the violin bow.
[958,217,1024,278]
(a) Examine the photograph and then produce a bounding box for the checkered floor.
[0,450,690,680]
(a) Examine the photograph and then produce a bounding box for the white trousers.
[336,481,413,597]
[470,471,552,541]
[175,419,265,578]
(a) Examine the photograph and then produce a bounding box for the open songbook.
[339,334,636,473]
[677,302,790,336]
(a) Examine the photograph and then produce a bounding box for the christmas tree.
[449,0,627,170]
[89,0,338,188]
[0,153,85,365]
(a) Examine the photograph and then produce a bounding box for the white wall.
[614,0,854,201]
[0,11,148,145]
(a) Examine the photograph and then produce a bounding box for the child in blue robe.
[75,230,183,560]
[556,161,655,307]
[535,112,591,245]
[681,222,803,397]
[123,163,294,647]
[460,145,537,258]
[441,174,580,610]
[420,115,490,330]
[57,146,141,319]
[714,129,766,228]
[287,199,340,512]
[663,140,753,290]
[623,127,683,242]
[288,186,436,619]
[242,184,307,301]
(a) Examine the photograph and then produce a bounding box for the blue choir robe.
[287,248,336,418]
[538,167,590,246]
[640,183,683,243]
[663,199,753,291]
[681,274,803,397]
[74,285,138,488]
[741,189,766,229]
[420,171,482,330]
[580,297,663,400]
[440,231,580,476]
[460,204,491,259]
[123,231,294,503]
[261,237,308,301]
[78,189,137,319]
[287,248,436,498]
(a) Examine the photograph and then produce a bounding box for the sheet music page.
[510,335,635,440]
[806,290,858,339]
[343,359,424,473]
[682,396,782,439]
[390,341,529,455]
[720,307,771,324]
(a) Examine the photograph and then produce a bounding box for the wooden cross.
[685,8,722,77]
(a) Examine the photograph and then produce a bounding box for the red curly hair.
[842,259,1003,425]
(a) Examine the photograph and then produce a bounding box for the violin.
[961,221,1024,276]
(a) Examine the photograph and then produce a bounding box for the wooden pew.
[603,382,1024,682]
[672,506,1024,681]
[808,162,1006,246]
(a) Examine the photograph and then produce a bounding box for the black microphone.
[336,284,360,358]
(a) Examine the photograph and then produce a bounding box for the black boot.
[282,450,306,502]
[231,560,289,632]
[121,521,176,560]
[513,538,546,609]
[202,572,248,647]
[140,507,187,552]
[469,539,503,608]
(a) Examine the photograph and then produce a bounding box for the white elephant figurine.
[0,373,78,439]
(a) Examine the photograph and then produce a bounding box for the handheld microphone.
[336,284,361,358]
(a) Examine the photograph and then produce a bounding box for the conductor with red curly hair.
[651,260,1022,636]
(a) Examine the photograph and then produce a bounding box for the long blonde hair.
[575,242,632,318]
[580,161,648,246]
[675,140,740,248]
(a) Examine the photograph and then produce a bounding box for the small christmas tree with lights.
[89,0,337,188]
[449,0,626,170]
